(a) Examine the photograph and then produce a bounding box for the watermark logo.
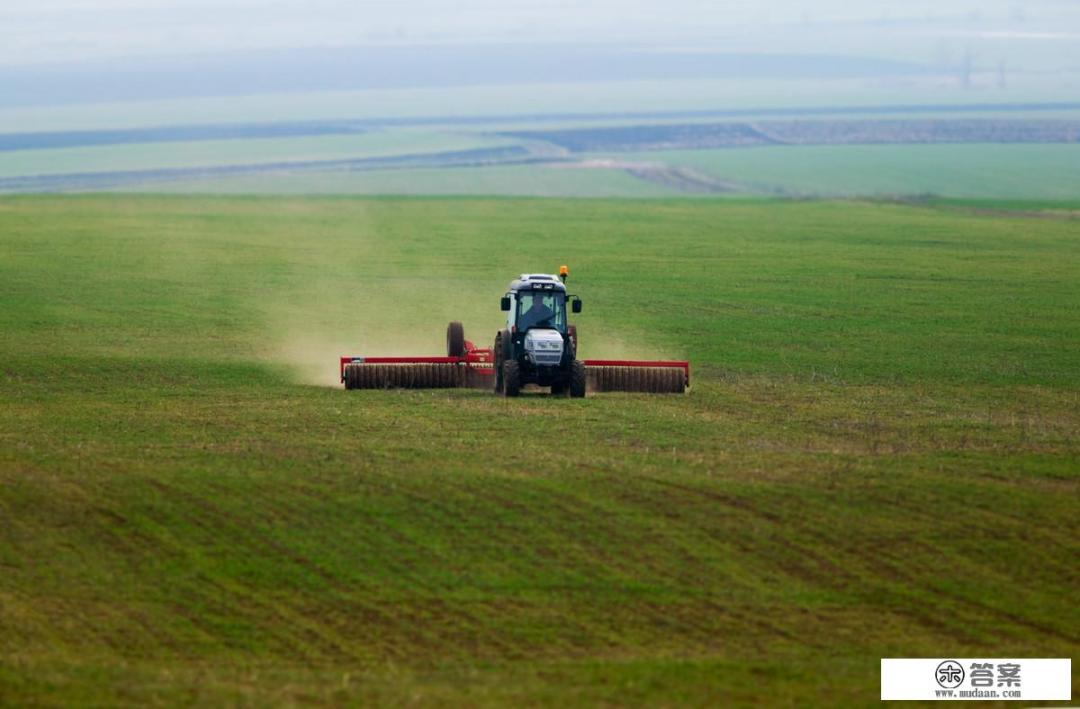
[882,658,1070,701]
[935,660,964,689]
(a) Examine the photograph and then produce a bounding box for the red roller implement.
[340,340,494,383]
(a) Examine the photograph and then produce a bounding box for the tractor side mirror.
[500,296,511,312]
[572,298,582,313]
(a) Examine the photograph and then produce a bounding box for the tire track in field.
[476,472,721,586]
[641,474,990,645]
[496,472,823,651]
[386,473,673,656]
[207,470,532,661]
[636,474,1075,644]
[142,478,371,662]
[377,472,756,656]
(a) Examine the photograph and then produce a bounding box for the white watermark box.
[881,658,1071,701]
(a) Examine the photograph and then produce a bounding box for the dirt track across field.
[552,158,739,193]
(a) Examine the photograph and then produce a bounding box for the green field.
[5,92,1080,201]
[1,196,1077,705]
[123,143,1080,200]
[627,144,1080,200]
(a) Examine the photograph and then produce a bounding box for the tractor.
[492,267,585,397]
[340,266,688,395]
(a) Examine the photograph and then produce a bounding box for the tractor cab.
[501,273,582,333]
[507,284,566,334]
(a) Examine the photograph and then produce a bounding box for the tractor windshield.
[516,291,566,333]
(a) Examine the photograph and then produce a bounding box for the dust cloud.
[576,331,673,363]
[264,287,500,388]
[273,326,452,387]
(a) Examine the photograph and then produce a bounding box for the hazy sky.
[4,0,1079,66]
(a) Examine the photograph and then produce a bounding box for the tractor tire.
[447,321,465,357]
[494,329,513,394]
[569,360,587,398]
[502,360,521,397]
[493,331,504,393]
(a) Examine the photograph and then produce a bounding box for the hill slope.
[1,196,1077,705]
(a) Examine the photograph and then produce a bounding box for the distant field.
[125,164,678,197]
[4,105,1080,199]
[0,130,513,179]
[617,143,1080,199]
[1,195,1077,705]
[111,143,1080,200]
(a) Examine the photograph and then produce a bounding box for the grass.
[624,144,1080,199]
[1,195,1077,706]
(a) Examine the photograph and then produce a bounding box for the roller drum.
[343,362,464,389]
[586,365,686,393]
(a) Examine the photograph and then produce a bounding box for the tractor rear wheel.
[502,360,521,397]
[569,360,587,398]
[447,321,465,357]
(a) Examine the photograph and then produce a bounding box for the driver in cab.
[518,293,555,331]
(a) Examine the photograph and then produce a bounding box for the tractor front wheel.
[503,360,521,397]
[569,360,587,398]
